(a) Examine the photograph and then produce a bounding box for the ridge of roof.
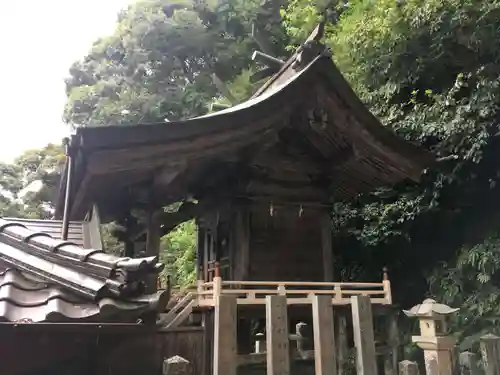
[0,219,164,300]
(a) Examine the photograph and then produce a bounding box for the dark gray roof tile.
[0,269,163,322]
[0,219,169,322]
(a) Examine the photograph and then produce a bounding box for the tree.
[282,0,500,342]
[159,221,197,287]
[0,144,65,219]
[63,0,288,127]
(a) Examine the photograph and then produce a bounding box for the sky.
[0,0,134,162]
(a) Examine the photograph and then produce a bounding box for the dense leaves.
[429,233,500,350]
[159,221,197,287]
[0,144,65,219]
[281,0,500,343]
[63,0,287,126]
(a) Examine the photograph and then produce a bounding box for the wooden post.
[145,210,162,292]
[321,212,334,281]
[202,311,214,375]
[213,296,237,375]
[459,351,480,375]
[385,310,400,375]
[232,206,250,280]
[399,360,419,375]
[336,311,348,375]
[266,295,290,375]
[212,262,222,300]
[383,267,392,304]
[351,295,377,375]
[481,334,500,375]
[312,295,337,375]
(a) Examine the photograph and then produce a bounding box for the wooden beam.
[312,295,337,375]
[246,180,329,202]
[266,295,290,375]
[252,51,285,70]
[152,168,182,190]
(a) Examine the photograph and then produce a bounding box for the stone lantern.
[403,299,459,375]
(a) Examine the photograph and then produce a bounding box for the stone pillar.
[163,356,192,375]
[480,334,500,375]
[399,360,420,375]
[459,351,480,375]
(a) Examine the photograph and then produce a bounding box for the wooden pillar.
[335,310,348,375]
[232,205,250,281]
[196,221,205,280]
[351,296,377,375]
[481,334,500,375]
[145,210,162,292]
[213,296,237,375]
[266,295,290,375]
[203,311,214,375]
[312,295,337,375]
[320,211,334,281]
[385,310,400,375]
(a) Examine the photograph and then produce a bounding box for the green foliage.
[282,0,500,345]
[429,233,500,350]
[0,144,65,219]
[159,221,197,287]
[282,0,500,248]
[64,0,287,127]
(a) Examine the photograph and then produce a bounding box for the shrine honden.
[0,23,433,375]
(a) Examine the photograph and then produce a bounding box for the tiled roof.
[0,218,167,322]
[1,218,89,248]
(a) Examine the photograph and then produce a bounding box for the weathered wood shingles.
[55,24,433,221]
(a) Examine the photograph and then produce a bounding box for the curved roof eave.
[56,31,435,219]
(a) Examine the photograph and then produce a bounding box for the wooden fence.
[157,327,204,375]
[196,277,392,306]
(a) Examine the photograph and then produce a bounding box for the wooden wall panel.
[247,205,323,281]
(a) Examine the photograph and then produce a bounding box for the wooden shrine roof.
[56,24,434,221]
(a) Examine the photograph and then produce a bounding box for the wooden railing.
[204,257,229,281]
[192,264,392,306]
